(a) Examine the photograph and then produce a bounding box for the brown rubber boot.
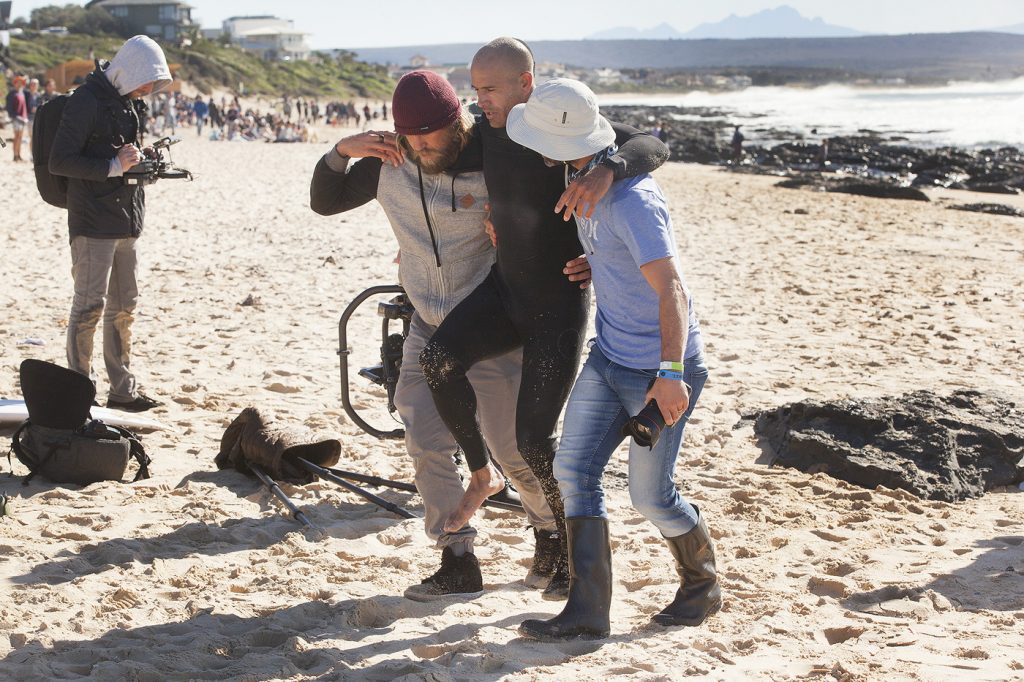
[216,407,341,483]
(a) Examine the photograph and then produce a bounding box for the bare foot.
[443,464,505,533]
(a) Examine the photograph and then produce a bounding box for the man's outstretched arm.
[555,121,669,220]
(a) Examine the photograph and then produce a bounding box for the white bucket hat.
[506,78,615,162]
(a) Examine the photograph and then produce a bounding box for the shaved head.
[471,37,536,128]
[472,37,534,76]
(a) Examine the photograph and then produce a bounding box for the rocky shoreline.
[604,104,1024,206]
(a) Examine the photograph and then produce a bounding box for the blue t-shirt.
[576,174,703,370]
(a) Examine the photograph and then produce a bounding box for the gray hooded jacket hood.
[106,35,172,96]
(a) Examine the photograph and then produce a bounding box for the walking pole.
[297,458,418,520]
[249,463,318,530]
[325,466,525,513]
[327,468,416,493]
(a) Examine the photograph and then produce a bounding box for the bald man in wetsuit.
[420,37,669,598]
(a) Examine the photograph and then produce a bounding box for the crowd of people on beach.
[4,82,395,151]
[130,91,392,144]
[142,92,329,143]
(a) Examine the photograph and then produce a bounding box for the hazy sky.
[8,1,1024,49]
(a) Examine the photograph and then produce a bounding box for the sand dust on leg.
[443,463,505,533]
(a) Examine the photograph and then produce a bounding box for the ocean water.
[598,79,1024,149]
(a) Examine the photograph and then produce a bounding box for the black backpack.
[32,94,71,209]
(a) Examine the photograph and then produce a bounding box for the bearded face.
[405,126,461,174]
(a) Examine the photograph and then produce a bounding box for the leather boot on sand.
[519,516,611,641]
[216,407,341,484]
[652,506,722,627]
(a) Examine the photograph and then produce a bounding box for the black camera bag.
[7,360,151,486]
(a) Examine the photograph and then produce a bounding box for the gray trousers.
[66,236,139,402]
[395,313,556,555]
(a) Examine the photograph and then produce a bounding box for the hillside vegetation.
[3,31,394,98]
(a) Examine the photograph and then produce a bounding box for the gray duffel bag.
[10,420,151,486]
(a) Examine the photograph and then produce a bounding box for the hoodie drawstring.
[416,165,442,267]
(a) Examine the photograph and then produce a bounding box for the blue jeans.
[554,344,708,537]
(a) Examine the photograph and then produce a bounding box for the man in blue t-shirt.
[506,78,721,641]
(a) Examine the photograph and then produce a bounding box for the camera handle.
[338,285,408,440]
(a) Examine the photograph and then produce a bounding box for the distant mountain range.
[351,33,1024,83]
[994,22,1024,34]
[586,6,864,40]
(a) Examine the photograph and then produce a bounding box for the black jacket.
[49,68,145,239]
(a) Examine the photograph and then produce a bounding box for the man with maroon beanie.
[312,71,587,600]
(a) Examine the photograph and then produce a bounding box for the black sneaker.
[403,547,484,602]
[525,527,561,588]
[487,480,522,509]
[107,392,162,413]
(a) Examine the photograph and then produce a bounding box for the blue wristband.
[657,369,683,380]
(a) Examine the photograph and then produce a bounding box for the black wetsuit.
[420,116,668,530]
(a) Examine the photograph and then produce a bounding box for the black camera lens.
[622,399,665,448]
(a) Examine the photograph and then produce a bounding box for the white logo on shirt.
[577,215,599,254]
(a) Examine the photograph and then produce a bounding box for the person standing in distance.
[49,35,172,411]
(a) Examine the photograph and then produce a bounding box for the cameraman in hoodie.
[49,36,172,412]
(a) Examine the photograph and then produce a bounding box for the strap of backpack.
[9,420,62,486]
[6,421,29,478]
[110,425,152,481]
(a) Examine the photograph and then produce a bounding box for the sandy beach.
[1,131,1022,681]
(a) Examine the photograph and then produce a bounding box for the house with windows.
[85,0,194,42]
[222,16,310,61]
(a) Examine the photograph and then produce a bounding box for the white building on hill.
[223,15,310,61]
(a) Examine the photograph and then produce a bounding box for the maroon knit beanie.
[392,70,461,135]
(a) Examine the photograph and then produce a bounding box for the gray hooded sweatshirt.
[106,35,172,97]
[104,35,172,176]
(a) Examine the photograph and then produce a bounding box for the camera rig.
[338,285,413,440]
[123,136,193,185]
[336,284,526,513]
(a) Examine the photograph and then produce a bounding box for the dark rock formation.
[829,182,930,202]
[753,390,1024,502]
[950,203,1024,218]
[775,175,930,201]
[602,105,1024,197]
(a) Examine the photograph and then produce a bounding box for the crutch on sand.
[297,457,418,520]
[249,462,320,530]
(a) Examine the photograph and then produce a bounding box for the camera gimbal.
[123,136,193,185]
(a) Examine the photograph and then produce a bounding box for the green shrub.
[6,30,394,98]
